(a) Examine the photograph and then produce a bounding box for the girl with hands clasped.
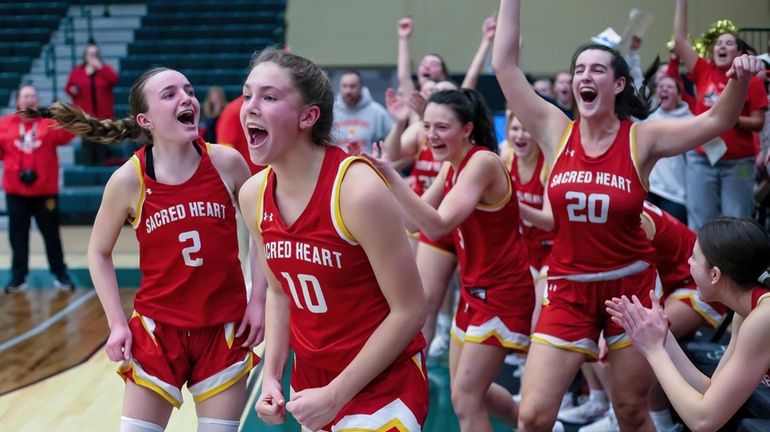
[607,217,770,432]
[24,68,264,431]
[367,88,534,432]
[238,49,428,432]
[492,0,765,430]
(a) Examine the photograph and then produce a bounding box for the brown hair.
[20,67,171,145]
[698,217,770,288]
[249,48,334,146]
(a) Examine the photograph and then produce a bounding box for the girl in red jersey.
[237,48,427,432]
[23,68,264,432]
[607,217,770,431]
[368,88,534,432]
[503,111,554,329]
[492,0,764,430]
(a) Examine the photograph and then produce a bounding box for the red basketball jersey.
[547,120,655,275]
[511,152,555,261]
[411,142,443,196]
[445,146,532,312]
[641,201,696,293]
[130,140,246,327]
[258,145,425,373]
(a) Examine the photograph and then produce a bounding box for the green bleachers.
[113,0,286,118]
[0,2,69,108]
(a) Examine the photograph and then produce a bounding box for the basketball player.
[237,48,428,432]
[492,0,764,430]
[367,88,533,432]
[23,68,264,432]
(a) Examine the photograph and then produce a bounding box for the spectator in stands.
[553,72,575,119]
[65,42,119,166]
[533,77,555,99]
[333,70,393,155]
[672,0,768,229]
[606,217,770,432]
[644,76,694,224]
[200,85,227,143]
[217,95,263,174]
[0,85,75,292]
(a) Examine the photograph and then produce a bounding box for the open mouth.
[247,125,268,148]
[579,88,597,103]
[430,142,447,151]
[176,110,195,126]
[515,141,528,149]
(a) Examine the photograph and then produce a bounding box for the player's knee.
[120,416,165,432]
[450,382,484,419]
[197,417,240,432]
[518,401,557,431]
[613,399,650,428]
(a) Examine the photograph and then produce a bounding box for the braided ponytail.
[21,103,145,144]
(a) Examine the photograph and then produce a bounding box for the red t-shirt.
[258,145,425,372]
[130,140,246,327]
[689,57,768,159]
[0,114,73,196]
[547,120,655,275]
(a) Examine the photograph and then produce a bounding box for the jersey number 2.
[566,191,609,223]
[281,272,328,313]
[179,230,203,267]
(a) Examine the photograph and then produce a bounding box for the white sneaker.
[427,332,449,357]
[558,397,610,424]
[578,408,619,432]
[559,393,575,411]
[552,420,565,432]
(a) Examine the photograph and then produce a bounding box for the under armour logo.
[263,212,274,222]
[146,188,152,195]
[566,149,575,157]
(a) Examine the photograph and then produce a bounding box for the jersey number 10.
[281,272,328,313]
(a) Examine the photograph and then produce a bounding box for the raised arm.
[492,0,569,161]
[397,17,417,98]
[461,15,496,89]
[672,0,699,71]
[382,87,420,168]
[638,55,764,175]
[88,163,140,362]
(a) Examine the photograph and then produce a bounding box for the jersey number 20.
[281,272,328,313]
[566,191,609,223]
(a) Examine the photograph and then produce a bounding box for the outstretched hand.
[726,54,764,81]
[385,88,410,122]
[605,290,669,356]
[362,142,402,185]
